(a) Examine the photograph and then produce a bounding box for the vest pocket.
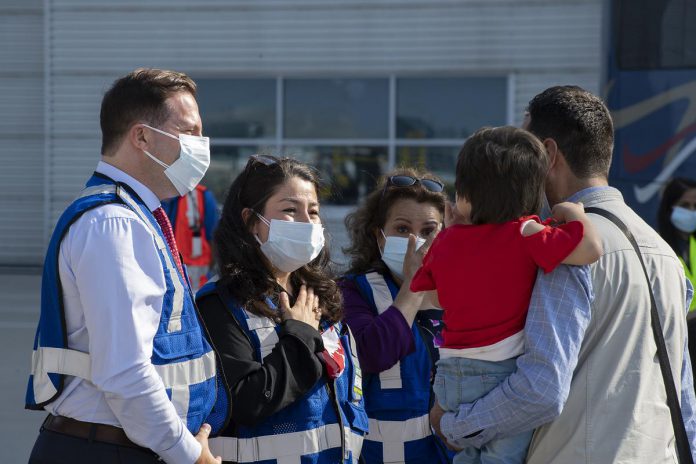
[153,327,204,360]
[343,401,369,434]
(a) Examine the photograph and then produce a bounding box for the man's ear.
[543,138,560,170]
[129,123,150,152]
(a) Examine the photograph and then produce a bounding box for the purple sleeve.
[339,279,415,374]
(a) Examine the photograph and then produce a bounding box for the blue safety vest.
[349,271,450,464]
[25,174,230,436]
[199,281,369,463]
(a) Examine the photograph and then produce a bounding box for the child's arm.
[522,201,604,265]
[552,202,602,264]
[521,202,603,266]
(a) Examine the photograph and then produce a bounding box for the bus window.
[617,0,696,69]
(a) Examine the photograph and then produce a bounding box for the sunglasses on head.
[246,154,279,167]
[382,175,444,197]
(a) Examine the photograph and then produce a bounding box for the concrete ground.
[0,204,357,462]
[1,272,44,463]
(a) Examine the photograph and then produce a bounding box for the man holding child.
[430,86,696,463]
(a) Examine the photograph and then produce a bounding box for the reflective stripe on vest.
[365,413,431,463]
[29,181,213,423]
[345,325,363,401]
[80,184,186,332]
[185,190,202,258]
[115,185,186,333]
[31,345,215,392]
[245,313,280,360]
[176,186,212,267]
[365,272,402,389]
[209,424,364,464]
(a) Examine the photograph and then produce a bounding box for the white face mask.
[380,231,426,281]
[255,213,325,273]
[671,206,696,234]
[142,124,210,196]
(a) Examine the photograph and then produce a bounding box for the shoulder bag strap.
[585,206,693,463]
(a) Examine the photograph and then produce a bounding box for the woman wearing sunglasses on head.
[196,155,368,463]
[340,167,451,464]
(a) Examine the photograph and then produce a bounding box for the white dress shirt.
[45,161,201,464]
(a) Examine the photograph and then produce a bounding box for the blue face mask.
[671,206,696,234]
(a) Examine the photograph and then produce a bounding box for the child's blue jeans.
[433,356,533,464]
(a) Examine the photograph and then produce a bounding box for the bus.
[606,0,696,223]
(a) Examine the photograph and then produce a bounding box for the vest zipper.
[326,381,347,461]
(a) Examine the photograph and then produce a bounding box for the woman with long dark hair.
[658,177,696,373]
[197,155,367,463]
[340,167,451,463]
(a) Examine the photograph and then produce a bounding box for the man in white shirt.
[26,68,224,464]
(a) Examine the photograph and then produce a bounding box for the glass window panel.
[617,0,696,69]
[284,79,389,139]
[396,146,459,195]
[286,146,387,204]
[397,78,507,139]
[202,145,277,203]
[196,79,276,138]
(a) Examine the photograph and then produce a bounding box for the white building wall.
[0,1,44,266]
[1,0,603,265]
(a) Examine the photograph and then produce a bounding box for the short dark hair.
[658,177,696,252]
[526,85,614,179]
[343,167,447,276]
[455,126,548,224]
[99,68,197,156]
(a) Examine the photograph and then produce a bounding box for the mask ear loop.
[140,124,179,169]
[143,150,171,169]
[379,229,389,257]
[142,124,180,141]
[253,211,271,245]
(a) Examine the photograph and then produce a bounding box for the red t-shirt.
[410,216,583,349]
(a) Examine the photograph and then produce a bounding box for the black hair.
[526,85,614,179]
[658,177,696,253]
[214,155,342,323]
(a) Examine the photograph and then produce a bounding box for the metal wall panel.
[46,0,603,243]
[48,1,600,74]
[0,6,44,266]
[513,72,601,126]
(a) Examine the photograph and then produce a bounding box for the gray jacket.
[527,187,694,463]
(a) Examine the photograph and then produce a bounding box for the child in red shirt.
[411,126,602,463]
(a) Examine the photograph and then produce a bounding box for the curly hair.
[343,167,447,276]
[214,155,342,323]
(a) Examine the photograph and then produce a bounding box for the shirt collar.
[96,161,162,212]
[566,186,613,204]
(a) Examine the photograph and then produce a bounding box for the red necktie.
[153,207,185,277]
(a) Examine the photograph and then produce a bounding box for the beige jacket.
[526,187,691,463]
